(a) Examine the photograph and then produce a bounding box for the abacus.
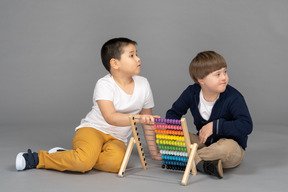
[118,116,198,186]
[154,117,198,185]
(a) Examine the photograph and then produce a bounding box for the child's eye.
[130,54,134,57]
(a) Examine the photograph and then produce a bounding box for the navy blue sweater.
[166,84,253,150]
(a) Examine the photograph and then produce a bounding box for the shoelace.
[25,149,38,168]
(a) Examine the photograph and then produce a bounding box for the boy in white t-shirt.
[16,37,161,173]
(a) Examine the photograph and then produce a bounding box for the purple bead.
[166,119,170,124]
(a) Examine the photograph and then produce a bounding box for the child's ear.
[198,78,205,85]
[110,58,119,70]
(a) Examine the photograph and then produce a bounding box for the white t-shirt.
[75,74,154,144]
[198,90,218,121]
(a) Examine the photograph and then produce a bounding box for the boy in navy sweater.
[166,51,253,178]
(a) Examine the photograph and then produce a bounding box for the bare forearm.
[104,112,131,127]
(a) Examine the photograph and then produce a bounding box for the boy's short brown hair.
[189,51,227,83]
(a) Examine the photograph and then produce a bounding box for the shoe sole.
[218,159,224,178]
[48,147,67,154]
[16,152,26,171]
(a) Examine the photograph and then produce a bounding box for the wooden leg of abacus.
[118,137,135,177]
[129,116,147,170]
[181,143,198,186]
[118,115,147,177]
[190,143,198,176]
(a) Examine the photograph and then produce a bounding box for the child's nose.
[136,56,141,62]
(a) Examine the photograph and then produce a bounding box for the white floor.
[1,123,287,192]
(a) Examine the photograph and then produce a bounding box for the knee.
[216,139,241,158]
[98,149,126,173]
[105,150,125,173]
[106,162,122,173]
[74,158,96,173]
[73,150,98,173]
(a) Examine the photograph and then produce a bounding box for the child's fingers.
[133,115,160,125]
[140,115,155,124]
[147,116,155,124]
[199,132,206,143]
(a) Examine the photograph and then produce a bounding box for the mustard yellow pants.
[37,127,127,173]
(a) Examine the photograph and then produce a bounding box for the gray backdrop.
[1,0,288,129]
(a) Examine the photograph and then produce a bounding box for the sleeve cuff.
[213,119,220,135]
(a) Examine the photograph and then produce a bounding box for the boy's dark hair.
[189,51,227,83]
[101,37,137,72]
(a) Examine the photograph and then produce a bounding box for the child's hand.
[140,115,154,124]
[199,122,213,143]
[134,115,160,125]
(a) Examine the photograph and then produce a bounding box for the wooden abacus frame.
[179,118,198,185]
[118,116,147,177]
[118,115,198,186]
